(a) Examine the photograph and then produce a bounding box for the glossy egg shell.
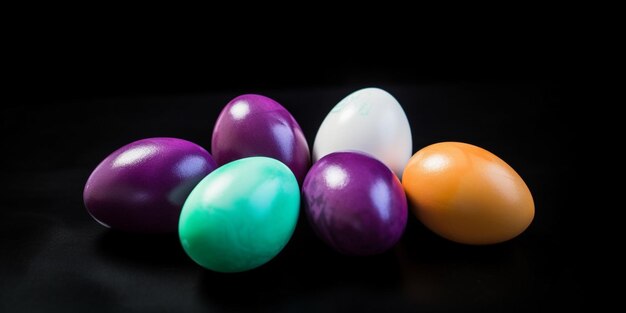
[178,157,300,273]
[312,88,412,178]
[211,94,310,183]
[302,152,408,255]
[402,142,535,245]
[84,137,218,233]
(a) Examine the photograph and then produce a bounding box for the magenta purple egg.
[302,152,408,255]
[211,94,310,183]
[83,137,218,233]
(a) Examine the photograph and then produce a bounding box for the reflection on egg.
[211,94,310,183]
[312,88,412,178]
[302,152,407,255]
[402,142,534,244]
[83,138,218,233]
[179,157,300,273]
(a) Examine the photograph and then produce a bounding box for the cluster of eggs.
[84,88,534,273]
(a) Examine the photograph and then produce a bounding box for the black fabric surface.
[0,82,582,312]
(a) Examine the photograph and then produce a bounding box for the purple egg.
[211,94,310,183]
[302,152,408,255]
[84,138,218,233]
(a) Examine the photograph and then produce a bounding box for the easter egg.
[211,94,310,183]
[83,137,217,233]
[178,157,300,272]
[312,88,412,178]
[302,152,407,255]
[402,142,535,245]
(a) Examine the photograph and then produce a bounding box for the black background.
[1,26,584,312]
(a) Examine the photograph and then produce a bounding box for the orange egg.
[402,142,534,245]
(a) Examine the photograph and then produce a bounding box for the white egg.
[312,88,412,178]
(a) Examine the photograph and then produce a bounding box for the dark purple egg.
[302,152,408,255]
[211,94,310,183]
[84,138,218,233]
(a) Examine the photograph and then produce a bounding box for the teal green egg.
[178,156,300,273]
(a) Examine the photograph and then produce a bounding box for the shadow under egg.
[95,229,193,268]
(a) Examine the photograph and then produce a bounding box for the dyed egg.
[402,142,534,245]
[179,157,300,272]
[83,138,218,233]
[302,152,407,255]
[312,88,412,178]
[211,94,310,183]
